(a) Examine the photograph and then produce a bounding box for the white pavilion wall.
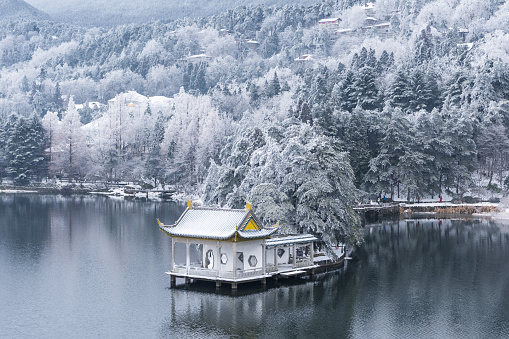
[200,239,265,271]
[237,240,264,270]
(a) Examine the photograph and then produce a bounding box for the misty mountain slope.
[24,0,317,26]
[0,0,49,21]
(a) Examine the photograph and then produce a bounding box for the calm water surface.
[1,195,509,338]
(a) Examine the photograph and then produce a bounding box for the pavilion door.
[236,252,244,271]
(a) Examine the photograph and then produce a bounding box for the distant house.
[365,17,378,25]
[107,90,148,111]
[362,2,376,16]
[336,28,356,36]
[318,17,341,30]
[246,39,260,50]
[294,54,314,62]
[187,54,211,63]
[458,28,469,42]
[374,22,391,35]
[106,91,172,115]
[219,28,233,36]
[457,43,473,51]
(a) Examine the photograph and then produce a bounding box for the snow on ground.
[0,189,38,193]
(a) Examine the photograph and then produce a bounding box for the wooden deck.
[167,257,345,290]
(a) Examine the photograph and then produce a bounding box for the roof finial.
[187,199,192,209]
[246,202,252,210]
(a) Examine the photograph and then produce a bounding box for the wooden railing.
[294,260,314,268]
[172,266,264,279]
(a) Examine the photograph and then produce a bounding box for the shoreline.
[0,184,186,201]
[400,203,499,215]
[1,185,502,216]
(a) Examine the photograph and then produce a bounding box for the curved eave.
[237,228,279,239]
[160,226,279,241]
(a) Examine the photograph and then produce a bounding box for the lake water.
[1,195,509,338]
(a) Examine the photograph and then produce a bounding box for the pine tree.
[354,66,379,111]
[389,70,411,110]
[408,68,432,112]
[53,82,62,111]
[145,113,165,187]
[5,115,46,185]
[267,71,281,98]
[314,106,336,137]
[249,83,260,107]
[415,26,434,62]
[366,48,377,68]
[299,101,312,124]
[340,70,357,112]
[344,108,371,188]
[444,72,467,108]
[377,50,390,74]
[365,108,410,199]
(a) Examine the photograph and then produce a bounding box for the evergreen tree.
[389,70,411,110]
[5,115,46,185]
[444,72,467,108]
[20,76,30,93]
[415,26,434,62]
[267,71,281,97]
[354,66,379,111]
[408,68,432,112]
[365,108,409,199]
[377,50,390,74]
[53,82,63,111]
[249,83,260,107]
[145,113,165,187]
[314,106,336,137]
[299,101,312,124]
[340,70,357,112]
[344,108,371,188]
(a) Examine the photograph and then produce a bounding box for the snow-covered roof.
[108,91,148,104]
[148,96,173,106]
[336,28,355,34]
[187,54,210,60]
[362,2,375,10]
[265,234,318,247]
[457,43,473,50]
[295,54,313,61]
[319,18,341,24]
[160,206,278,240]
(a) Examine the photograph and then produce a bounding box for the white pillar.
[186,240,190,274]
[292,244,296,268]
[171,238,175,272]
[262,243,266,274]
[233,242,237,278]
[216,241,221,277]
[310,242,314,265]
[274,247,278,270]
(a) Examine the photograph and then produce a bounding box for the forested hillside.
[24,0,317,27]
[1,0,509,243]
[0,0,49,21]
